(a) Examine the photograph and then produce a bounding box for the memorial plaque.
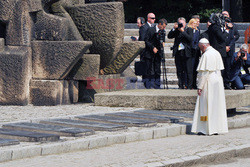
[76,115,157,127]
[0,138,20,147]
[3,122,94,137]
[40,119,127,131]
[0,129,59,142]
[106,112,171,123]
[134,110,188,122]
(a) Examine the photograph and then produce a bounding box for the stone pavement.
[0,127,249,167]
[0,103,249,166]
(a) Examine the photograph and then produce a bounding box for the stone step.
[76,115,157,127]
[2,122,94,137]
[130,66,176,73]
[134,110,194,121]
[124,36,175,43]
[40,119,127,131]
[94,89,250,110]
[105,112,183,123]
[124,23,175,29]
[0,129,60,142]
[133,58,175,66]
[0,138,20,147]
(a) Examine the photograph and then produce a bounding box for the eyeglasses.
[150,17,156,19]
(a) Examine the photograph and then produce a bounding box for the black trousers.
[175,50,194,89]
[142,55,161,89]
[192,49,200,89]
[222,56,232,88]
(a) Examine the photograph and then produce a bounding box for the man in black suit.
[143,19,168,89]
[208,13,236,89]
[168,17,193,89]
[139,13,156,41]
[223,11,240,89]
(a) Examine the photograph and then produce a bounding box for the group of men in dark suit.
[138,11,247,90]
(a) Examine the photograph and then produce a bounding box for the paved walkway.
[0,127,249,167]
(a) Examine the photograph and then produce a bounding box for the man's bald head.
[147,13,156,24]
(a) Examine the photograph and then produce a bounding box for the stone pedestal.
[30,80,78,106]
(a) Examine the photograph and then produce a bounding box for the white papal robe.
[191,46,228,135]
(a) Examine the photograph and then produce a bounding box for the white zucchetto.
[199,38,209,44]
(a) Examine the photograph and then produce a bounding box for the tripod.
[160,42,168,89]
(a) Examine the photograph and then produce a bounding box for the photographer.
[143,19,168,89]
[168,17,193,89]
[230,44,250,89]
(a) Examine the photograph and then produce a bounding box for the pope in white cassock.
[191,38,228,135]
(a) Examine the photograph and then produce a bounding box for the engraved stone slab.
[134,110,192,121]
[3,122,94,137]
[40,119,127,131]
[106,112,171,123]
[0,138,20,147]
[0,129,59,142]
[76,115,157,127]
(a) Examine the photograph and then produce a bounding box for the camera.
[157,30,165,44]
[240,51,245,59]
[178,23,183,28]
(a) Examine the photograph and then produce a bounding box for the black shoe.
[197,132,206,136]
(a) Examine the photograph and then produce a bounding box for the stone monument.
[0,0,144,106]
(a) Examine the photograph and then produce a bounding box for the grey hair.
[240,44,249,50]
[178,17,186,23]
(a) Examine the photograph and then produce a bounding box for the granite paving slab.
[40,119,127,131]
[2,122,94,137]
[0,138,20,147]
[134,110,193,121]
[76,115,157,127]
[0,129,60,142]
[105,112,173,123]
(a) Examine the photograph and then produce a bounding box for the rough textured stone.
[78,74,125,103]
[102,42,145,74]
[12,146,41,160]
[0,150,12,163]
[0,46,31,105]
[30,80,62,106]
[66,2,124,69]
[5,0,32,46]
[30,80,78,106]
[67,54,100,80]
[95,89,250,110]
[34,10,68,41]
[50,1,84,41]
[0,38,4,51]
[31,41,92,79]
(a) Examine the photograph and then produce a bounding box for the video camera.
[209,13,226,28]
